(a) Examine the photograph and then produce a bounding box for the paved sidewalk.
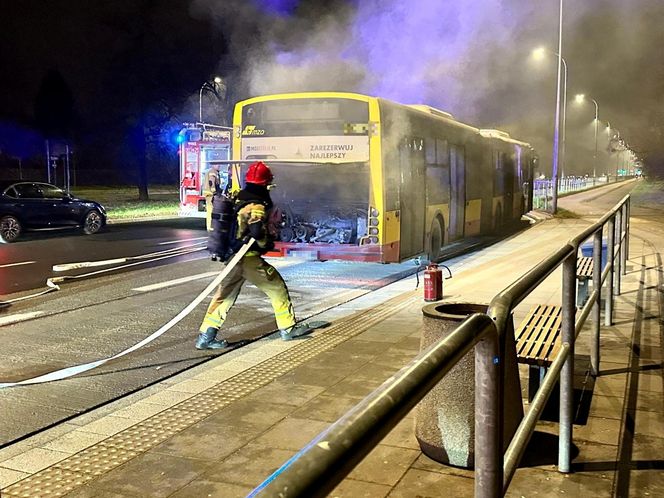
[0,215,661,497]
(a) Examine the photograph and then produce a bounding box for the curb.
[106,215,187,225]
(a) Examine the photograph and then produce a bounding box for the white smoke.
[190,0,664,172]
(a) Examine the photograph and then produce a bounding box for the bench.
[576,256,594,307]
[515,304,562,401]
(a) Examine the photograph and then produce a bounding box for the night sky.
[1,0,663,182]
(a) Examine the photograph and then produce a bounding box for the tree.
[99,0,227,200]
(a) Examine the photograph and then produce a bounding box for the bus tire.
[427,217,444,262]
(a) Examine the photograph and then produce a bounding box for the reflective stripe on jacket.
[236,202,269,253]
[204,169,220,196]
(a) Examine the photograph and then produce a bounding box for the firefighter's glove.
[247,221,265,241]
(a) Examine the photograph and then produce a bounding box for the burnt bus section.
[258,162,370,246]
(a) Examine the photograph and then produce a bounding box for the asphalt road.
[0,217,208,296]
[0,215,433,446]
[0,179,651,448]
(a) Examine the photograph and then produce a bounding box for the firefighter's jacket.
[234,184,274,257]
[204,168,221,197]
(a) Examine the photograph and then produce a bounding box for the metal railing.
[249,194,631,498]
[532,175,634,210]
[490,194,629,492]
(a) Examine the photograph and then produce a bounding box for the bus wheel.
[427,218,444,262]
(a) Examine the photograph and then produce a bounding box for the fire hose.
[0,238,255,389]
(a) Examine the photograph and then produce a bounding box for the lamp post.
[547,0,564,214]
[607,125,623,182]
[606,122,613,180]
[532,47,568,180]
[199,76,223,123]
[574,94,599,181]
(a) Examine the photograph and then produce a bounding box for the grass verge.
[553,207,581,219]
[71,186,180,221]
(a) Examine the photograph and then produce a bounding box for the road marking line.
[131,255,301,292]
[0,261,36,269]
[0,311,44,326]
[158,237,207,245]
[131,257,300,292]
[132,271,219,292]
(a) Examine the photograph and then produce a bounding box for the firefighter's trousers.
[199,255,296,333]
[205,195,213,232]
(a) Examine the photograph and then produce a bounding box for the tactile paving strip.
[54,444,139,476]
[2,468,94,497]
[2,290,417,497]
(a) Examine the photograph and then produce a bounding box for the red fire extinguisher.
[423,263,452,302]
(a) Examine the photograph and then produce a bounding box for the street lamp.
[574,94,599,181]
[532,46,568,179]
[607,124,624,181]
[199,76,223,123]
[538,0,564,214]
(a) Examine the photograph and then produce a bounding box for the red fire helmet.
[245,161,274,186]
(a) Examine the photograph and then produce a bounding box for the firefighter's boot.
[195,327,228,350]
[280,323,313,341]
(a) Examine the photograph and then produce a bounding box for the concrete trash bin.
[415,303,523,468]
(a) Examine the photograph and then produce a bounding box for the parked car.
[0,181,106,243]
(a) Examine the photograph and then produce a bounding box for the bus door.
[399,138,426,258]
[449,145,466,240]
[503,153,515,223]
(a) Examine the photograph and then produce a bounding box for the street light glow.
[575,94,585,104]
[532,47,546,60]
[213,76,222,83]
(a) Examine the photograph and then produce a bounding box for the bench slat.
[577,256,594,278]
[515,304,562,367]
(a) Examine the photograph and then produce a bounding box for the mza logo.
[242,125,266,136]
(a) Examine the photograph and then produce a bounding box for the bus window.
[384,149,400,211]
[425,138,450,205]
[425,139,436,164]
[493,150,505,195]
[436,139,449,166]
[449,145,466,240]
[426,164,449,205]
[515,146,523,186]
[242,99,369,137]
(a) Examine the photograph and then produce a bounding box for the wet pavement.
[0,179,662,497]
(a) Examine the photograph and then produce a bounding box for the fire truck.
[178,123,232,217]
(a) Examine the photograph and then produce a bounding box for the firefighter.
[204,163,222,231]
[195,161,311,349]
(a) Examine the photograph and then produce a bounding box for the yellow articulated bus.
[228,92,536,263]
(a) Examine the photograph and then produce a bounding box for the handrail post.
[605,216,615,326]
[475,328,502,498]
[625,199,630,260]
[621,202,628,275]
[591,229,602,376]
[558,251,576,473]
[615,209,622,295]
